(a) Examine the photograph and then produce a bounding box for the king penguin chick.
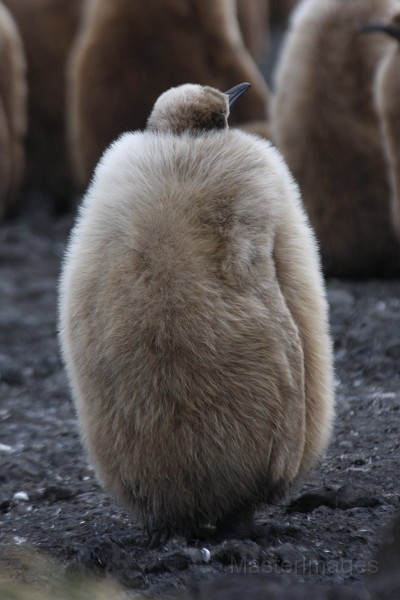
[364,13,400,239]
[235,0,269,62]
[2,0,83,208]
[0,0,26,218]
[59,83,334,545]
[272,0,400,277]
[67,0,270,191]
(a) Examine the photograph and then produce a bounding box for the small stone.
[336,484,380,509]
[0,443,13,453]
[200,547,211,563]
[288,484,380,513]
[287,487,337,513]
[184,547,211,564]
[213,540,261,567]
[13,536,27,545]
[13,491,29,502]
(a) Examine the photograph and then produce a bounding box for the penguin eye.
[211,111,226,129]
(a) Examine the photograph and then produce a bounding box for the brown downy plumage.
[235,0,269,62]
[364,14,400,239]
[67,0,270,191]
[59,82,334,544]
[272,0,400,277]
[0,1,26,217]
[2,0,83,207]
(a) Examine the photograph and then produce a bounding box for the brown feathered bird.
[364,12,400,239]
[236,0,269,62]
[67,0,270,191]
[2,0,83,207]
[272,0,400,277]
[59,83,334,545]
[0,0,26,218]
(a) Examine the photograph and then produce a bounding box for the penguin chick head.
[146,82,251,134]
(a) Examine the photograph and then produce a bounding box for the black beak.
[360,22,400,42]
[225,82,252,109]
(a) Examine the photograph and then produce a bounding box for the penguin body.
[2,0,83,206]
[236,0,269,62]
[59,84,334,541]
[272,0,400,277]
[0,0,26,217]
[371,13,400,238]
[67,0,270,190]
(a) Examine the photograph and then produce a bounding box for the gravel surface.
[0,206,399,597]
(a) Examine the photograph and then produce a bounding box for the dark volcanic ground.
[0,204,399,597]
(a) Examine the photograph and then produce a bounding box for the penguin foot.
[215,507,300,543]
[215,504,257,540]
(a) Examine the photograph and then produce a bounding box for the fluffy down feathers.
[59,84,333,537]
[0,1,26,217]
[272,0,400,277]
[2,0,83,205]
[235,0,269,61]
[372,12,400,238]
